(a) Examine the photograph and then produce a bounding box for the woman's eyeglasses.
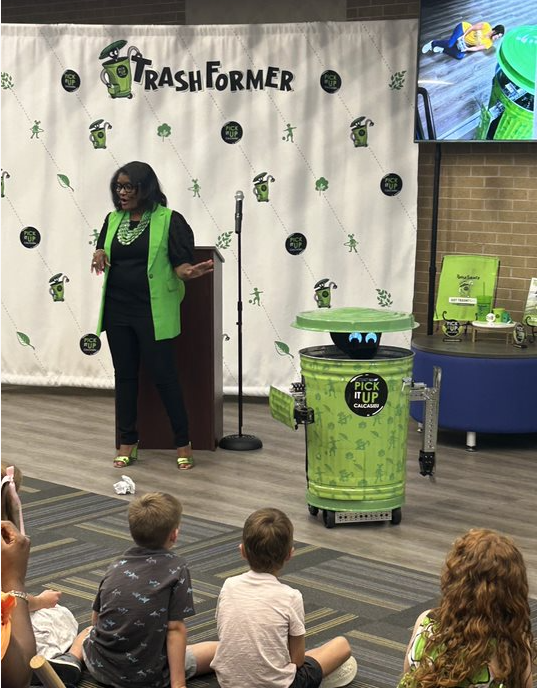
[115,183,137,195]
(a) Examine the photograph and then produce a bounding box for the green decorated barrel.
[301,345,413,514]
[292,307,418,525]
[478,26,536,140]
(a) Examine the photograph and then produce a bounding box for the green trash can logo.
[350,116,374,147]
[99,40,141,99]
[49,273,70,302]
[252,172,275,202]
[89,119,112,149]
[314,278,337,308]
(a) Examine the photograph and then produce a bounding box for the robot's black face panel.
[330,332,381,359]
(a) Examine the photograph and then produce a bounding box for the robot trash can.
[269,308,441,528]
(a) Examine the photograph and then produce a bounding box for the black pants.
[105,315,189,447]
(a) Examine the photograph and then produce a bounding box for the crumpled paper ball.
[113,475,135,495]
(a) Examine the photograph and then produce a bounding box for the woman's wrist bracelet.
[7,590,29,602]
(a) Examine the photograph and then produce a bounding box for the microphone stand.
[219,190,263,451]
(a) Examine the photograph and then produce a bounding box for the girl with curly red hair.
[399,528,535,688]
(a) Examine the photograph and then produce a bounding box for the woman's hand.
[91,249,110,275]
[175,259,214,281]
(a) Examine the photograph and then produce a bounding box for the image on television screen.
[415,0,537,141]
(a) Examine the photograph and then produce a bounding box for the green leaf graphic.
[1,72,14,90]
[16,331,35,349]
[315,177,329,194]
[57,174,74,191]
[274,341,294,359]
[157,123,172,141]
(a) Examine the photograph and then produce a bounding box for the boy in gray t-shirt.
[49,493,217,688]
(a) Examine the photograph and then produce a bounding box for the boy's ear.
[170,527,179,544]
[239,543,247,560]
[285,546,295,562]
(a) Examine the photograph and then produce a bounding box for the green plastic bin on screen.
[478,26,536,140]
[271,307,422,528]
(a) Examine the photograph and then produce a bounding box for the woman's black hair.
[491,25,505,37]
[110,161,167,211]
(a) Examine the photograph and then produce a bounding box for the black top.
[97,210,194,319]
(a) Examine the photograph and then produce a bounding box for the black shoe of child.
[48,652,82,685]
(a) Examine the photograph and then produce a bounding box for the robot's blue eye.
[365,332,378,343]
[348,332,362,343]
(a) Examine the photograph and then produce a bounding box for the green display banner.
[435,255,500,321]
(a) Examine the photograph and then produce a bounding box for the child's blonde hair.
[128,492,182,549]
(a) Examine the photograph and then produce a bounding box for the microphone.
[235,190,244,234]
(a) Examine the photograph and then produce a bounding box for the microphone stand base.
[219,434,263,451]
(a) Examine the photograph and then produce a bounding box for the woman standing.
[92,161,213,470]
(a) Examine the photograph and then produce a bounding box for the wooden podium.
[128,247,224,451]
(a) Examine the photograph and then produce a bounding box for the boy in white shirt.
[211,508,357,688]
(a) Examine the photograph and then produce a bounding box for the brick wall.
[3,0,535,327]
[347,0,419,20]
[0,0,186,24]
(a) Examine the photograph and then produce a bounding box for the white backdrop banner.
[1,21,418,395]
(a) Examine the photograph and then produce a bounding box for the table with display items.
[410,334,537,450]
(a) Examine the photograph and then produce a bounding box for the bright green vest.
[96,205,186,340]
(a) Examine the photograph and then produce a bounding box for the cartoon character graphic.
[458,279,473,296]
[188,179,201,197]
[350,116,374,147]
[252,172,275,202]
[89,119,112,149]
[314,278,337,308]
[30,121,44,139]
[282,123,296,142]
[49,273,70,302]
[99,40,141,99]
[1,170,10,197]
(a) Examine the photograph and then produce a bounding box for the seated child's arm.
[289,633,306,668]
[403,609,431,672]
[28,590,61,612]
[167,619,188,688]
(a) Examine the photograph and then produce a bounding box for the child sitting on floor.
[399,528,536,688]
[50,492,217,687]
[210,507,358,688]
[1,463,79,660]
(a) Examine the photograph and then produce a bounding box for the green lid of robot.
[292,307,418,333]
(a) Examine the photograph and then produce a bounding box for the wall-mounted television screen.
[415,0,537,141]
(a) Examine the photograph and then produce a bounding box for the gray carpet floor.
[22,477,537,688]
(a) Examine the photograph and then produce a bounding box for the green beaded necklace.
[116,210,152,246]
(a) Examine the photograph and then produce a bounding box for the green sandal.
[114,444,138,468]
[177,455,194,470]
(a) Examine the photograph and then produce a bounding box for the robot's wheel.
[391,507,402,525]
[128,94,133,99]
[307,505,319,517]
[322,510,336,529]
